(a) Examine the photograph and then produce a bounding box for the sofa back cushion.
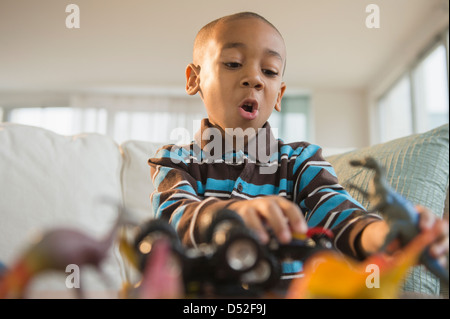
[0,123,123,296]
[120,139,164,222]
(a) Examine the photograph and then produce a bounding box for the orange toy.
[286,222,444,299]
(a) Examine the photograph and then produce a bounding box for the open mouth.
[239,99,259,120]
[242,102,255,113]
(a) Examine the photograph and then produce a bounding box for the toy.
[120,211,267,297]
[0,199,127,299]
[138,238,184,299]
[0,262,6,283]
[118,223,184,299]
[347,157,448,286]
[287,220,444,298]
[122,208,334,297]
[0,261,6,274]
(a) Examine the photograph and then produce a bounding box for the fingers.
[263,200,292,243]
[232,196,307,244]
[430,237,449,260]
[276,197,308,234]
[237,206,270,244]
[416,205,449,262]
[429,219,449,261]
[416,205,435,230]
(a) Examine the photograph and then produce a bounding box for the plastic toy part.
[130,209,335,297]
[348,156,449,287]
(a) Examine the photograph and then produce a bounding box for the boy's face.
[186,18,286,133]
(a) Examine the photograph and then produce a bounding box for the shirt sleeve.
[148,144,238,247]
[291,143,382,259]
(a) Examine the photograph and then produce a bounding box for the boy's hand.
[228,196,308,244]
[416,205,449,267]
[361,205,449,266]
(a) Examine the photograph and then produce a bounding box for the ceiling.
[0,0,448,93]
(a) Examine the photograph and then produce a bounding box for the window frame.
[375,28,449,143]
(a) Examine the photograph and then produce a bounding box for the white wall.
[311,88,368,152]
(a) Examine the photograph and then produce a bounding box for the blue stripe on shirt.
[280,144,304,157]
[178,184,197,195]
[151,192,161,218]
[331,208,360,228]
[156,147,188,165]
[297,165,321,190]
[293,144,321,173]
[306,194,348,227]
[156,199,179,218]
[235,178,291,196]
[154,166,171,187]
[171,205,187,230]
[203,178,235,193]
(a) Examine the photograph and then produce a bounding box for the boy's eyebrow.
[265,49,283,62]
[222,42,246,50]
[221,42,283,61]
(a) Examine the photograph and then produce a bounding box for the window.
[269,95,311,143]
[3,93,311,145]
[376,29,449,143]
[8,107,107,136]
[111,108,206,144]
[412,44,449,133]
[377,75,413,142]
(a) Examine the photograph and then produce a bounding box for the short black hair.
[193,11,285,69]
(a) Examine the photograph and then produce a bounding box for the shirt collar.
[194,118,278,163]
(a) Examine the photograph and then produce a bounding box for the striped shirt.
[148,118,381,259]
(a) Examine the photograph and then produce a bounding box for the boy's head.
[186,12,287,133]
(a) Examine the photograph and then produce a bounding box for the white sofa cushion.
[120,140,164,222]
[0,123,123,296]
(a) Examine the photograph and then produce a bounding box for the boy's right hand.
[228,196,308,244]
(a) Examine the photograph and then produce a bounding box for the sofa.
[0,122,448,298]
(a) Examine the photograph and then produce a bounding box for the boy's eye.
[262,69,279,77]
[224,62,242,69]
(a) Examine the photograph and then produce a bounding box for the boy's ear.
[185,63,201,95]
[274,82,286,112]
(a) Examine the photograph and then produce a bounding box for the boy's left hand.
[361,205,449,266]
[416,205,449,267]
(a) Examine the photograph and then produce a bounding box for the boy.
[148,12,448,263]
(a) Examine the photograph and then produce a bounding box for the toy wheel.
[221,227,261,273]
[134,218,182,271]
[241,251,281,291]
[198,208,245,244]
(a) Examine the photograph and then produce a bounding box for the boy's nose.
[240,71,264,90]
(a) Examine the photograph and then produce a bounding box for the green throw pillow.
[326,124,449,296]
